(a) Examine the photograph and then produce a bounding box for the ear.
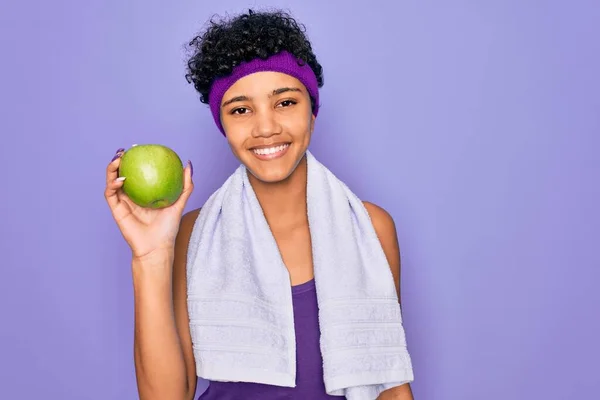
[310,114,316,133]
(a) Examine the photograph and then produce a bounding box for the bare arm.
[364,202,415,400]
[104,147,198,399]
[173,210,202,397]
[132,209,200,400]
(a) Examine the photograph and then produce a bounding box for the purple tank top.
[197,279,345,399]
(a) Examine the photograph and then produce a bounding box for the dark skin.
[173,195,413,399]
[174,71,413,399]
[173,169,413,399]
[105,70,412,399]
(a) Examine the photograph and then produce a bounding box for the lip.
[250,143,291,161]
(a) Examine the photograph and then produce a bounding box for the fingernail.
[115,176,126,182]
[116,148,125,153]
[111,152,123,162]
[189,160,193,177]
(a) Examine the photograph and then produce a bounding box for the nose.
[252,107,281,138]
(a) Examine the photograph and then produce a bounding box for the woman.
[104,9,414,400]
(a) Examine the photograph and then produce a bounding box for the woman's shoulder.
[362,201,402,295]
[181,207,202,229]
[362,201,396,235]
[174,208,202,257]
[361,201,399,258]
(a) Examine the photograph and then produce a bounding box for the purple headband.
[208,51,320,135]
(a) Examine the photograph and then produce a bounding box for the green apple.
[118,144,184,209]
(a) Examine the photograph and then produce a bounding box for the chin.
[241,143,304,184]
[248,168,293,183]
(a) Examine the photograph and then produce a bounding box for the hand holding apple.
[104,144,194,260]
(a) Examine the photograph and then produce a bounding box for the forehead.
[224,71,306,97]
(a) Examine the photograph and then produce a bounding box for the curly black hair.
[185,9,324,105]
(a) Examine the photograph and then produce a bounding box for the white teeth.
[252,144,289,156]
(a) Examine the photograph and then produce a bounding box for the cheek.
[222,119,251,144]
[284,111,312,134]
[226,136,245,152]
[223,126,247,151]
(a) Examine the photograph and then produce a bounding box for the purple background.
[1,0,599,399]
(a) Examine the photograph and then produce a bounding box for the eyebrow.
[221,87,302,108]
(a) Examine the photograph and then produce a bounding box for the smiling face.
[220,71,316,183]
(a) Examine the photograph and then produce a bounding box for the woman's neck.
[247,154,308,228]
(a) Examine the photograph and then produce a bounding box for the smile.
[251,143,290,160]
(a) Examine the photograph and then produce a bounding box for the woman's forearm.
[131,251,191,400]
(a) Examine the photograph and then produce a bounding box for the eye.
[278,99,297,108]
[231,107,250,115]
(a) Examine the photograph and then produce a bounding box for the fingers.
[180,160,195,200]
[104,148,193,213]
[106,148,124,184]
[104,148,125,210]
[174,160,194,209]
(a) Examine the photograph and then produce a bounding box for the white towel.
[186,151,414,399]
